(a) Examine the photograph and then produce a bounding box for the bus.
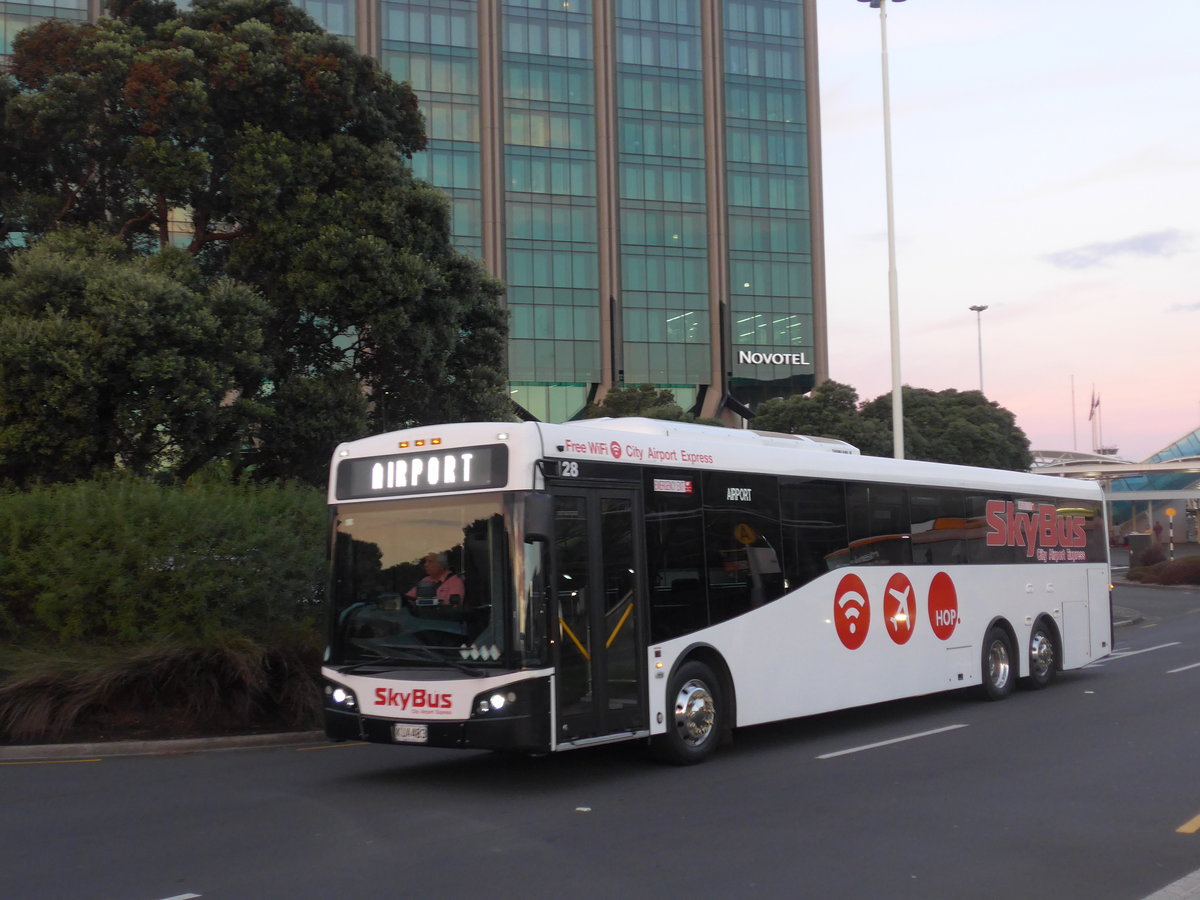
[321,417,1111,764]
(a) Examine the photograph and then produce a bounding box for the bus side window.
[703,471,783,625]
[780,478,848,586]
[644,469,707,641]
[845,483,911,566]
[909,488,967,565]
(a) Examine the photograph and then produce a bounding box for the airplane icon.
[888,584,912,632]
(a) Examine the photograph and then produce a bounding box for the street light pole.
[859,0,906,459]
[969,304,988,393]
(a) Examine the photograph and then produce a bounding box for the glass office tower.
[2,0,827,423]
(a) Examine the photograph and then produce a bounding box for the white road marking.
[816,724,969,760]
[1143,866,1200,899]
[1166,661,1200,674]
[1088,642,1181,666]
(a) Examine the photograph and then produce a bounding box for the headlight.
[473,689,518,716]
[325,683,358,709]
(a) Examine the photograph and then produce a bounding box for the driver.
[406,552,466,606]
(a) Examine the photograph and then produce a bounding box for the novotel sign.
[737,350,810,366]
[336,445,508,500]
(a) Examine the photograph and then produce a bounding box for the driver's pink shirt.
[407,573,466,604]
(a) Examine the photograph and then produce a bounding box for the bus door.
[552,487,646,743]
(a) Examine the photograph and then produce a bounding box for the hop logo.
[928,572,959,640]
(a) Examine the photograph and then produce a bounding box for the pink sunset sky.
[814,0,1199,461]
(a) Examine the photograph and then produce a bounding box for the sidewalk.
[0,729,326,762]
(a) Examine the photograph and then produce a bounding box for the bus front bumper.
[323,676,551,754]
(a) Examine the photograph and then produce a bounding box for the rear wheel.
[1023,621,1058,690]
[652,660,722,765]
[981,626,1016,700]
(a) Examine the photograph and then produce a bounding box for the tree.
[581,383,725,426]
[751,380,890,454]
[583,384,685,420]
[752,381,1030,470]
[860,387,1032,471]
[0,228,268,485]
[0,0,512,483]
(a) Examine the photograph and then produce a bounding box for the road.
[3,583,1199,900]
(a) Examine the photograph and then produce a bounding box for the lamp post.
[857,0,907,459]
[969,304,988,393]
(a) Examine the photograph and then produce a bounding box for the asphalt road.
[3,582,1199,900]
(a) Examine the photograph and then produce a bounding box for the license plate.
[392,723,428,744]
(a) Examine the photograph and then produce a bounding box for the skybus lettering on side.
[984,500,1088,557]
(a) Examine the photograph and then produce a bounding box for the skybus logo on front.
[374,688,453,711]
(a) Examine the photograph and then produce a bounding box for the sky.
[813,0,1200,461]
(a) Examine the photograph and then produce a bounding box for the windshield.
[328,493,536,670]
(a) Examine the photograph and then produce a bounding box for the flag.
[1088,393,1100,421]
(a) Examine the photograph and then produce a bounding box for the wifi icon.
[834,574,871,650]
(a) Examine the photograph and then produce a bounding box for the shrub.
[1156,557,1200,586]
[1127,556,1200,586]
[1138,542,1167,568]
[0,633,322,743]
[1126,563,1164,583]
[0,474,326,644]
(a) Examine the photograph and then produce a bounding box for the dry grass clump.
[0,635,321,744]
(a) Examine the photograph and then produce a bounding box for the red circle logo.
[883,573,916,645]
[834,574,870,650]
[927,572,959,640]
[610,441,622,459]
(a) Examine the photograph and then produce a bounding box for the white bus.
[322,418,1111,764]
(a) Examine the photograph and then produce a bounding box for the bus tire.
[1023,620,1058,690]
[981,625,1016,701]
[652,660,722,765]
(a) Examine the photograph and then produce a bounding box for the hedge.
[0,475,327,645]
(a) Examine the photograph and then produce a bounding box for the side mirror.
[524,492,554,543]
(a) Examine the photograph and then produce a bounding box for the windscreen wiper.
[339,646,485,677]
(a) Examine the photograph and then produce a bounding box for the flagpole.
[1088,386,1097,453]
[1075,376,1084,453]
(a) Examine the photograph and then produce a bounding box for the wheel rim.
[1030,630,1054,679]
[988,639,1011,690]
[673,678,715,747]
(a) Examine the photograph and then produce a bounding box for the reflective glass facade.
[724,0,813,404]
[382,0,482,255]
[616,0,709,391]
[3,0,825,423]
[502,0,601,399]
[297,0,355,40]
[1,0,85,57]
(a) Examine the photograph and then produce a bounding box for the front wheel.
[652,660,722,765]
[981,626,1016,701]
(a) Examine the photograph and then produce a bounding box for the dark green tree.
[583,384,684,420]
[581,383,725,426]
[0,228,268,484]
[0,0,512,482]
[860,387,1032,470]
[751,380,890,454]
[752,381,1030,469]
